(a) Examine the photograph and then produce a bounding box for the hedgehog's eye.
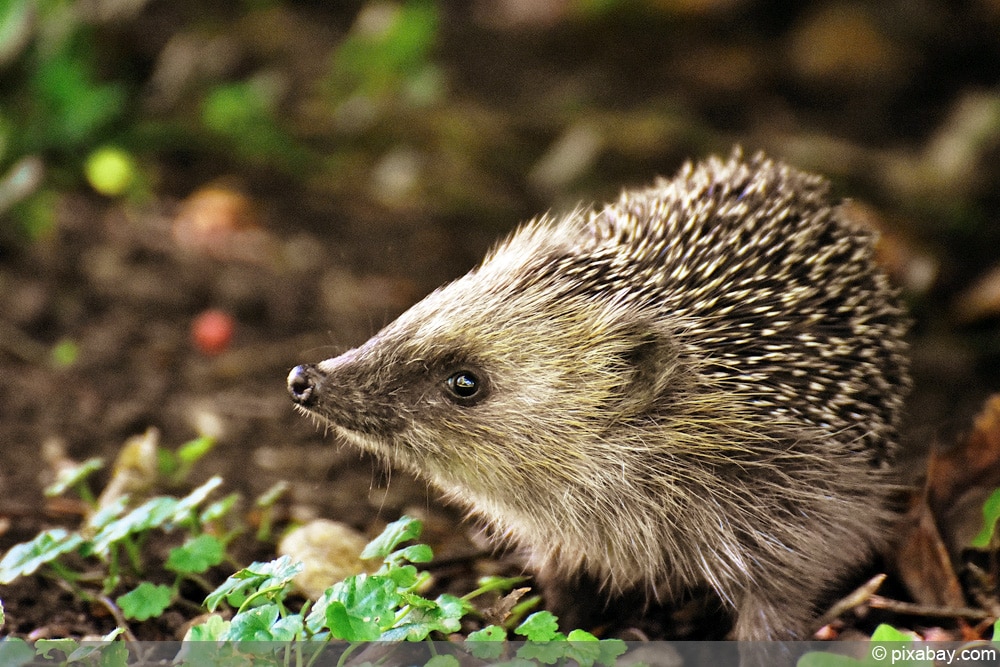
[445,370,483,403]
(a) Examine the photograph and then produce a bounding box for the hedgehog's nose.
[287,364,320,407]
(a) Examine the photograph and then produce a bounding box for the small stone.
[278,519,373,599]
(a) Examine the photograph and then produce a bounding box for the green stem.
[237,584,287,615]
[75,482,97,508]
[393,604,412,627]
[302,640,326,667]
[256,506,274,543]
[460,575,528,601]
[104,546,121,594]
[122,536,143,573]
[336,642,361,667]
[45,563,93,602]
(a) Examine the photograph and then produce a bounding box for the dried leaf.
[894,493,965,608]
[927,394,1000,517]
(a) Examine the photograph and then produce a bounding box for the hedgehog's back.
[572,152,910,464]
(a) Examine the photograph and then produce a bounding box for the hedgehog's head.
[287,213,684,512]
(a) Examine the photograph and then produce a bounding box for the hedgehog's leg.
[732,589,812,640]
[540,570,607,632]
[732,594,812,667]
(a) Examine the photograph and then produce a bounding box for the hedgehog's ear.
[617,321,680,416]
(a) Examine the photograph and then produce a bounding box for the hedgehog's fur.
[288,151,911,640]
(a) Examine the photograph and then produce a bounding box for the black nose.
[287,364,319,406]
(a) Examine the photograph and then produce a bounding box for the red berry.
[192,309,234,356]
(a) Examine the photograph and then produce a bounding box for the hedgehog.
[287,151,910,640]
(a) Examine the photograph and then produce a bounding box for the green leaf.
[361,515,423,560]
[200,493,239,524]
[65,630,123,663]
[166,534,225,574]
[85,496,129,533]
[467,625,506,642]
[0,528,84,583]
[381,593,467,641]
[204,556,303,612]
[225,604,303,642]
[798,651,866,667]
[514,611,562,641]
[177,435,216,466]
[90,497,179,554]
[304,587,335,636]
[256,481,289,508]
[433,593,468,632]
[384,563,418,589]
[117,582,172,621]
[393,543,433,564]
[594,638,628,666]
[466,625,506,659]
[0,638,33,667]
[425,656,460,667]
[29,45,126,150]
[94,638,128,667]
[271,613,304,641]
[870,624,913,642]
[858,625,930,667]
[177,622,253,665]
[157,447,179,478]
[44,457,103,497]
[564,633,602,667]
[184,614,230,641]
[324,600,381,641]
[972,487,1000,548]
[995,616,1000,642]
[517,641,569,665]
[89,477,223,555]
[324,574,400,640]
[171,476,224,522]
[200,79,306,170]
[35,638,79,659]
[330,0,439,101]
[177,641,249,667]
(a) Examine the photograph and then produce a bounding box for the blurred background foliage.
[0,0,453,240]
[2,0,998,228]
[1,0,999,394]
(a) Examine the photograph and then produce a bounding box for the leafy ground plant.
[0,431,240,630]
[187,514,625,667]
[0,447,625,667]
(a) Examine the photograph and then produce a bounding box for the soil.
[2,0,1000,645]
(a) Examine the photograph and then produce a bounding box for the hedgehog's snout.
[287,364,321,407]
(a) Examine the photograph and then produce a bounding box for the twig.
[94,594,139,643]
[94,594,163,665]
[867,594,995,621]
[816,573,887,627]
